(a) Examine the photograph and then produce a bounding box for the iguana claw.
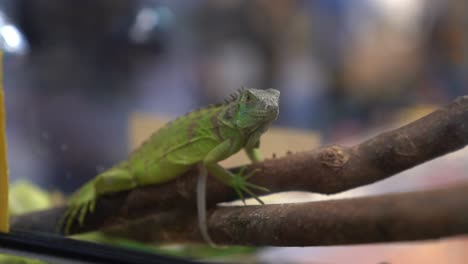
[230,167,269,205]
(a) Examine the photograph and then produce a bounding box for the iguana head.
[224,88,280,132]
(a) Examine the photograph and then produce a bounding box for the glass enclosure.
[1,0,467,263]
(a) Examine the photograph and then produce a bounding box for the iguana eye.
[245,94,251,102]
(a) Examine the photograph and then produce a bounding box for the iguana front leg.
[203,139,268,204]
[197,139,268,245]
[245,145,262,163]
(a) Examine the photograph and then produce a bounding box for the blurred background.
[1,0,467,263]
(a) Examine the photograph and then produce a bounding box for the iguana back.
[121,104,236,184]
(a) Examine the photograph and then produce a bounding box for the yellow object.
[9,180,51,215]
[0,51,9,232]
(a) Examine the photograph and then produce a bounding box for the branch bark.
[10,96,468,242]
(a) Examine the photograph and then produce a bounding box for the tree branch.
[105,182,468,246]
[10,96,468,239]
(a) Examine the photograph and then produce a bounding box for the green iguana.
[62,88,280,244]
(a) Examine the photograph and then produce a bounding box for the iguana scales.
[62,88,280,244]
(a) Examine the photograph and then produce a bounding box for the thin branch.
[10,96,468,237]
[105,182,468,246]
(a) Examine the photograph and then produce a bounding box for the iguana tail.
[196,164,217,247]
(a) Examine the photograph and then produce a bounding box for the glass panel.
[2,0,467,263]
